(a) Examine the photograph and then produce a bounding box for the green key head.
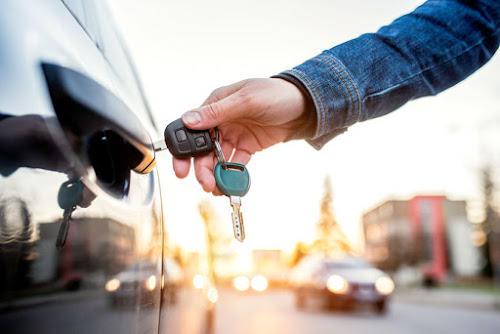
[57,179,84,210]
[214,162,251,197]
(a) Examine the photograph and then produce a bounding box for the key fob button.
[175,129,188,142]
[164,118,214,158]
[195,136,206,148]
[178,141,190,152]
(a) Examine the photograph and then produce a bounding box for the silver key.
[212,127,227,168]
[213,128,247,242]
[56,206,75,249]
[229,196,245,242]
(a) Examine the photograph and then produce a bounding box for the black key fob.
[164,118,214,158]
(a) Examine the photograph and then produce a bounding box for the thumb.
[181,95,243,130]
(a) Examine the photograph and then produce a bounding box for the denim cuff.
[276,54,358,149]
[271,73,317,142]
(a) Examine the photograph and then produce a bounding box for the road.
[2,288,499,333]
[214,288,500,334]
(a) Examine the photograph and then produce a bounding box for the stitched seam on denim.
[365,27,500,100]
[291,70,326,136]
[316,57,356,127]
[321,55,362,123]
[289,69,328,137]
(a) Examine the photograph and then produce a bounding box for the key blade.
[232,210,245,242]
[56,208,73,249]
[230,196,245,242]
[153,140,167,152]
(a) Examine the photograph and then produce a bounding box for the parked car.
[105,260,159,307]
[290,255,395,314]
[0,1,214,333]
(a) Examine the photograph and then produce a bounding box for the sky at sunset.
[106,0,500,256]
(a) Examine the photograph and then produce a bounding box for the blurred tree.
[290,241,309,267]
[198,198,233,283]
[310,176,352,255]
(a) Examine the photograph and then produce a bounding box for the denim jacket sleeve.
[274,0,500,149]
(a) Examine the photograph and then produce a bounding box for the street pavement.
[214,288,500,334]
[2,287,499,333]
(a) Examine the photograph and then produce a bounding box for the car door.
[0,1,162,333]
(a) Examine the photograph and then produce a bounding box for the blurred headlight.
[208,287,219,303]
[145,275,156,291]
[105,279,120,292]
[193,274,205,289]
[327,275,349,294]
[251,275,268,292]
[375,276,395,295]
[233,276,250,291]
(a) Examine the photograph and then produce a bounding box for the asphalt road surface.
[214,288,500,334]
[2,288,499,334]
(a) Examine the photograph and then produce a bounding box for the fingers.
[230,148,252,165]
[181,97,239,130]
[79,186,97,208]
[193,139,234,195]
[193,155,217,193]
[172,158,191,179]
[182,82,251,131]
[201,81,248,106]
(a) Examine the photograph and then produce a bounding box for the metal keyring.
[212,127,227,168]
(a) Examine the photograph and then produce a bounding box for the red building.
[363,196,481,285]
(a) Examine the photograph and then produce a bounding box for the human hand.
[172,78,309,195]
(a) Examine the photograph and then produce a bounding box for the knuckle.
[236,86,256,107]
[203,101,223,120]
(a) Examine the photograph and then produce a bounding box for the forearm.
[276,0,500,149]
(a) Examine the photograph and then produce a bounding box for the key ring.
[212,127,227,168]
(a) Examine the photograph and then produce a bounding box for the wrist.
[271,75,317,140]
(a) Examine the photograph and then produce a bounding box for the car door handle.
[42,63,156,175]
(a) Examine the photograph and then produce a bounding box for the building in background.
[32,218,135,289]
[362,196,481,286]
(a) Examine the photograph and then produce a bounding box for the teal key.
[56,179,84,249]
[214,162,250,196]
[58,179,84,210]
[214,162,250,242]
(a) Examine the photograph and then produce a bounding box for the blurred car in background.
[0,1,215,333]
[105,260,159,307]
[232,275,269,293]
[290,255,395,314]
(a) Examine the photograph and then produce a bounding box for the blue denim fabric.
[276,0,500,149]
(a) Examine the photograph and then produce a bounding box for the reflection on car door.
[0,1,162,333]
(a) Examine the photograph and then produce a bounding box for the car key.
[214,162,251,242]
[56,179,84,249]
[212,137,251,242]
[155,118,214,158]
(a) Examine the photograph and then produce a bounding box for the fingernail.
[182,111,201,126]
